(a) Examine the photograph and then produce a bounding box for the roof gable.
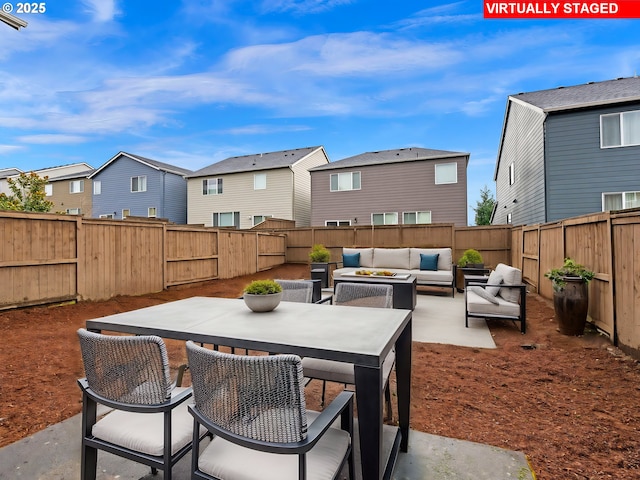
[90,152,193,178]
[309,147,469,171]
[188,146,324,178]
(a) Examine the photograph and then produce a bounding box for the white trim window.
[602,191,640,211]
[403,211,431,224]
[93,180,101,195]
[203,178,223,195]
[330,171,361,191]
[69,179,84,194]
[253,215,272,226]
[254,173,267,190]
[122,209,130,219]
[372,212,398,225]
[44,184,53,196]
[213,211,240,227]
[435,163,457,184]
[131,176,147,192]
[509,162,515,185]
[66,208,81,215]
[506,213,512,224]
[325,220,351,226]
[148,207,157,218]
[601,110,640,148]
[99,213,114,219]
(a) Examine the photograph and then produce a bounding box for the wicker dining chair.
[275,279,314,303]
[301,282,395,415]
[186,341,354,480]
[76,328,205,480]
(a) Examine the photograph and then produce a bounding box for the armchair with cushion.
[186,341,354,480]
[465,263,527,334]
[76,328,206,480]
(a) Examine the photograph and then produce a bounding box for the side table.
[457,267,491,292]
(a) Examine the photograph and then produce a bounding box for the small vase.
[553,277,589,336]
[243,292,282,312]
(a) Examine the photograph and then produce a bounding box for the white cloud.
[81,0,120,22]
[17,134,88,144]
[261,0,354,15]
[0,144,25,155]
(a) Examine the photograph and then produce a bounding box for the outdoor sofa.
[332,247,457,297]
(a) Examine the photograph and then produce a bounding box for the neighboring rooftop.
[46,169,95,182]
[512,76,640,112]
[0,168,23,179]
[90,152,193,178]
[188,146,324,178]
[310,147,469,171]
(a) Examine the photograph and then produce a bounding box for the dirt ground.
[1,263,639,479]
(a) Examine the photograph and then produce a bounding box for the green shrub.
[244,279,283,295]
[309,244,331,262]
[545,258,595,292]
[457,249,483,267]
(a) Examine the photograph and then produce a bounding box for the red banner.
[484,1,640,18]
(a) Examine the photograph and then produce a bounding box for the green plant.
[309,244,330,263]
[545,258,595,292]
[243,279,283,295]
[457,249,483,267]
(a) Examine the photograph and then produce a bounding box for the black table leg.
[354,364,383,480]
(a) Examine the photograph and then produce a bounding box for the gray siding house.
[187,146,329,229]
[89,152,192,224]
[309,147,469,227]
[493,76,640,226]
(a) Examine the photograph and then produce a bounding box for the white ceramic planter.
[243,292,282,312]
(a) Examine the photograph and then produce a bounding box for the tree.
[0,172,54,212]
[473,185,496,226]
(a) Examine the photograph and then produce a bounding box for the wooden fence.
[0,211,286,307]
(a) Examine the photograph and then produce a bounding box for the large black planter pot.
[553,277,589,336]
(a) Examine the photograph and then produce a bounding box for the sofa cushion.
[410,248,452,271]
[467,285,499,304]
[372,248,410,269]
[494,263,522,303]
[342,252,360,268]
[466,290,521,317]
[343,248,373,268]
[419,253,439,271]
[485,270,503,297]
[409,269,453,285]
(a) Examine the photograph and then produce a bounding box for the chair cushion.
[485,270,503,297]
[91,387,198,456]
[494,263,522,303]
[302,350,395,386]
[419,253,439,271]
[197,412,351,480]
[342,252,360,268]
[467,285,499,304]
[372,248,410,269]
[466,290,521,317]
[343,248,373,268]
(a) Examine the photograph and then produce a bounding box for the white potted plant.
[243,279,283,312]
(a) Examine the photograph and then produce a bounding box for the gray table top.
[86,296,412,368]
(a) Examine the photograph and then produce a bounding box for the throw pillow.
[342,252,360,268]
[467,286,500,305]
[486,271,503,297]
[419,253,439,271]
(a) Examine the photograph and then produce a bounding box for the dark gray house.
[309,147,469,227]
[90,152,192,223]
[492,76,640,226]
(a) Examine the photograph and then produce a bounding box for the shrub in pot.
[457,249,484,268]
[243,279,283,312]
[545,258,595,336]
[309,244,331,288]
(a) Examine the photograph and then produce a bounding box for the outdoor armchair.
[275,279,332,304]
[76,328,206,480]
[301,282,395,415]
[186,341,354,480]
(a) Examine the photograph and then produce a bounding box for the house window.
[435,163,457,184]
[44,184,53,196]
[403,211,432,224]
[602,191,640,211]
[372,212,398,225]
[99,214,114,219]
[213,211,240,227]
[148,207,157,218]
[506,213,512,224]
[131,176,147,192]
[509,162,515,185]
[325,220,351,226]
[69,179,84,194]
[253,215,272,225]
[203,178,223,195]
[93,181,101,195]
[254,173,266,190]
[601,110,640,148]
[66,208,81,215]
[122,209,130,219]
[330,172,361,191]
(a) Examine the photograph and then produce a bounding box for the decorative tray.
[343,271,410,279]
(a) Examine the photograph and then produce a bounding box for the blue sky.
[1,1,639,224]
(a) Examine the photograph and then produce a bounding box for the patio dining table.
[85,296,412,480]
